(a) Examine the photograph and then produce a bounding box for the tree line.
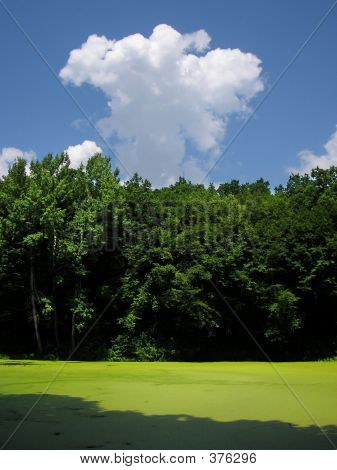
[0,153,336,360]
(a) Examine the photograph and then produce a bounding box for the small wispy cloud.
[290,127,337,175]
[71,118,91,130]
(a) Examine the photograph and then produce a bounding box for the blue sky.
[0,0,336,187]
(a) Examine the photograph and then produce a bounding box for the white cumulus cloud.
[0,147,36,176]
[290,128,337,175]
[60,24,264,186]
[65,140,102,168]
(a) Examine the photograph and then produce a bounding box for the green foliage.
[106,333,172,362]
[264,286,301,344]
[133,333,172,361]
[40,297,54,320]
[70,293,95,334]
[1,153,337,360]
[106,335,130,362]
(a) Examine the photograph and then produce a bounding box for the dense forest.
[0,153,336,361]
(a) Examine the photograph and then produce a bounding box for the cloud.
[71,117,90,130]
[290,128,337,175]
[0,147,36,176]
[60,24,264,186]
[65,140,102,168]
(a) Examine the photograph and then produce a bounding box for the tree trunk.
[53,280,60,349]
[71,278,81,352]
[30,252,42,354]
[52,231,60,349]
[71,230,84,352]
[71,307,76,351]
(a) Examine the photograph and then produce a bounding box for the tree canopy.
[0,154,336,361]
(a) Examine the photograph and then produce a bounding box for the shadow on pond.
[0,394,336,450]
